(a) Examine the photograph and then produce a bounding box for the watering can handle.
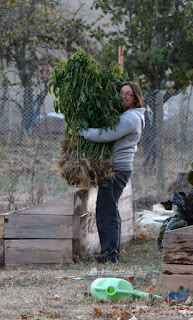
[117,289,162,299]
[94,286,162,300]
[134,290,162,299]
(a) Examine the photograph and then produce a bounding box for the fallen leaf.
[178,306,190,310]
[107,307,122,318]
[94,307,103,315]
[52,295,61,300]
[96,299,104,303]
[78,284,84,289]
[120,249,127,256]
[155,310,162,315]
[107,307,132,319]
[128,276,134,283]
[164,298,172,304]
[107,308,120,318]
[146,286,153,294]
[140,233,146,240]
[29,275,37,280]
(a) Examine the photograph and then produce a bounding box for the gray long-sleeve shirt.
[78,108,145,171]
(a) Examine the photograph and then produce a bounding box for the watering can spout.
[90,278,162,302]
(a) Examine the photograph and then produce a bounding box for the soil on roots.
[58,138,114,189]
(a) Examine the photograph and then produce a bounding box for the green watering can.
[90,278,162,302]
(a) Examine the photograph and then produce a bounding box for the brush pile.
[49,48,124,189]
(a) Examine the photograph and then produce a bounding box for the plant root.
[57,138,114,189]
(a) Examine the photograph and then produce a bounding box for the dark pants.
[96,170,132,262]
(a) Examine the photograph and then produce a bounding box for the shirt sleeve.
[78,113,139,143]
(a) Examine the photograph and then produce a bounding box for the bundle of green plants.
[49,48,125,188]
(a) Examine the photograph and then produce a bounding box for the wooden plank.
[80,182,132,214]
[163,226,193,264]
[0,216,4,238]
[121,218,133,243]
[162,274,193,294]
[162,264,193,293]
[0,239,4,265]
[87,188,98,212]
[4,214,73,239]
[119,196,133,221]
[80,211,100,253]
[5,239,72,264]
[7,194,74,216]
[74,190,88,216]
[120,181,132,200]
[79,212,133,253]
[73,215,80,239]
[163,263,193,275]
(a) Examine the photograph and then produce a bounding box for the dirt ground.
[0,239,192,320]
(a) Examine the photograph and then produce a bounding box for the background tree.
[0,0,91,138]
[93,0,193,89]
[92,0,193,169]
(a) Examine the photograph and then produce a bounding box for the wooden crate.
[0,193,77,265]
[0,182,133,266]
[162,225,193,293]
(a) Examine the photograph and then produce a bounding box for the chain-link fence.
[1,85,193,213]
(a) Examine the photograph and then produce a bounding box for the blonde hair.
[120,82,144,108]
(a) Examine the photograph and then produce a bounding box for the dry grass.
[0,134,72,213]
[0,239,192,320]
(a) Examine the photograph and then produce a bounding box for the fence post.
[156,91,165,196]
